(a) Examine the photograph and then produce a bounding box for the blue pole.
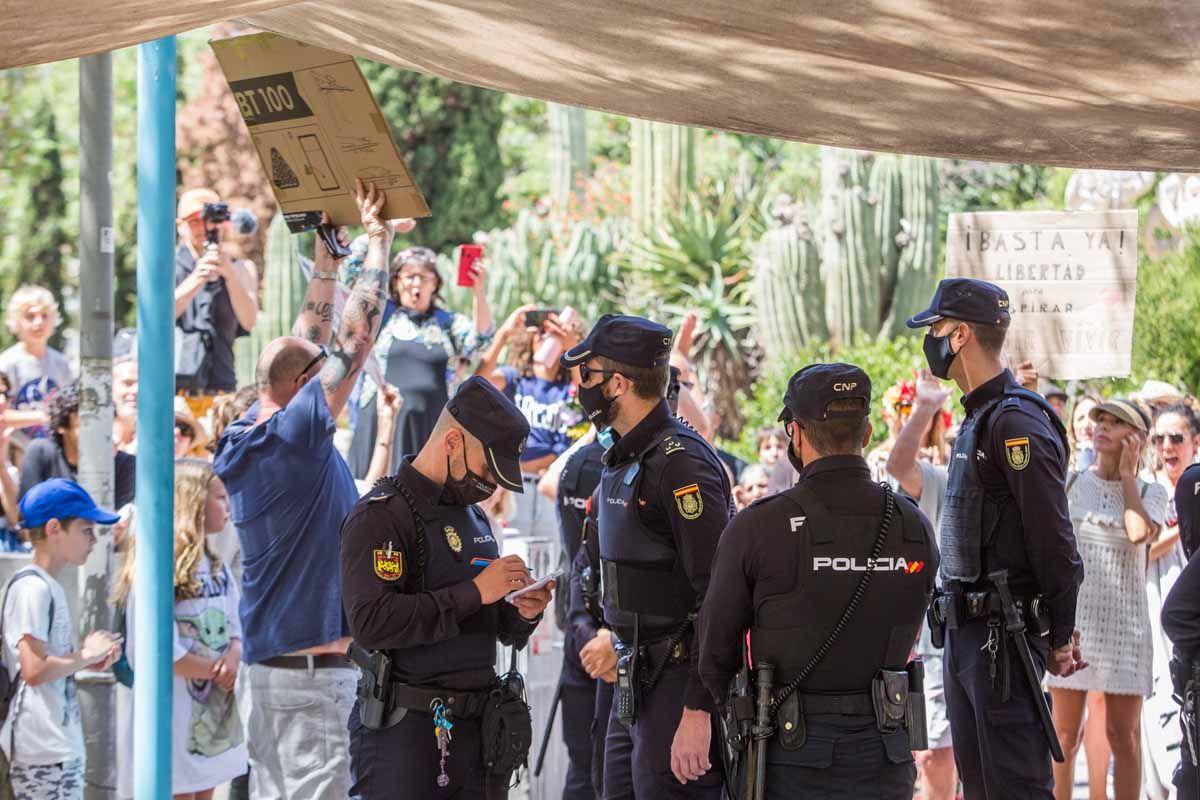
[134,35,176,800]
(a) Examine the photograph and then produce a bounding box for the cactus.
[752,201,827,359]
[548,104,589,209]
[631,120,696,233]
[880,155,940,338]
[235,212,307,387]
[820,148,881,346]
[869,154,903,313]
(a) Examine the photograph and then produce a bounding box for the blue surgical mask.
[597,426,615,451]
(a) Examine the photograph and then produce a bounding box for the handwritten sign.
[211,33,429,231]
[945,210,1138,380]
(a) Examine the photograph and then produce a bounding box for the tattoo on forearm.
[320,267,389,393]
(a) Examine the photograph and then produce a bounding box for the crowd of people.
[3,177,1200,800]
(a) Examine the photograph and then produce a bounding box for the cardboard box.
[210,33,429,231]
[945,209,1139,380]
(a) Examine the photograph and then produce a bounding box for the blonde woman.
[114,459,247,800]
[1047,400,1168,800]
[0,285,73,436]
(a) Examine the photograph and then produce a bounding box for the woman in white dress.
[1142,402,1200,797]
[1048,399,1168,800]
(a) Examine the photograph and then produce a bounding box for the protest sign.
[945,210,1138,380]
[211,33,429,231]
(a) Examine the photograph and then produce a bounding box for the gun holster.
[350,646,407,730]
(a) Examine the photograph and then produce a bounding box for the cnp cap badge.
[373,542,403,581]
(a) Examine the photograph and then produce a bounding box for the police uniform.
[1162,544,1200,797]
[561,315,733,798]
[1178,462,1200,559]
[556,440,607,800]
[699,364,938,798]
[341,377,539,799]
[907,279,1083,799]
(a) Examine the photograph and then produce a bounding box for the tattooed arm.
[292,215,346,346]
[319,181,396,419]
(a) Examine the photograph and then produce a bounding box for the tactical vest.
[940,386,1069,584]
[597,427,709,640]
[386,490,503,681]
[557,441,606,566]
[749,482,931,692]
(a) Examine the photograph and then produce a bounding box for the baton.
[751,662,775,800]
[534,679,564,777]
[990,570,1065,763]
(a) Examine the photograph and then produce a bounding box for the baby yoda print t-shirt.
[128,555,247,792]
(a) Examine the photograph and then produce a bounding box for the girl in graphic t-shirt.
[114,459,246,799]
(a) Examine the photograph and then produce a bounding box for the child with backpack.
[113,458,245,800]
[0,478,122,800]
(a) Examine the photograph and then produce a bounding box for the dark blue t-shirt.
[212,379,358,663]
[499,367,579,463]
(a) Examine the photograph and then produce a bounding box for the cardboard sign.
[944,210,1138,380]
[210,33,429,231]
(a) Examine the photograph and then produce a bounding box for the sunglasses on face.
[1152,433,1188,446]
[175,422,194,439]
[579,364,618,384]
[297,346,329,382]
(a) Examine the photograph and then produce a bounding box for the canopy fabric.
[4,0,1200,170]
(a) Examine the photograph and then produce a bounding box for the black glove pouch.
[480,687,533,777]
[778,692,806,751]
[871,669,909,734]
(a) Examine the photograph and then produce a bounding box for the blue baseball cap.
[778,363,872,423]
[561,314,673,369]
[906,278,1011,329]
[19,478,120,529]
[447,376,531,494]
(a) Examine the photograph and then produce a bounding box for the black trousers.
[560,661,600,800]
[348,701,508,800]
[596,679,631,799]
[764,714,916,799]
[1175,714,1199,799]
[943,618,1054,799]
[602,661,723,799]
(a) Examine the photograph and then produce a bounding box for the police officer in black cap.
[1178,462,1200,559]
[908,278,1087,799]
[699,363,937,798]
[1162,532,1200,798]
[341,376,555,799]
[560,314,732,797]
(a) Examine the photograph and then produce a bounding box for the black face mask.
[785,420,805,473]
[579,375,618,427]
[923,330,959,380]
[442,443,497,506]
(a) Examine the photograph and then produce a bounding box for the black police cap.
[906,278,1011,329]
[561,314,673,369]
[778,363,872,423]
[446,376,531,493]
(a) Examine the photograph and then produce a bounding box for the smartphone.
[525,308,557,329]
[457,244,484,287]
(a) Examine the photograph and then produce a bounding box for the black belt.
[261,654,355,670]
[798,691,874,716]
[638,635,690,674]
[389,682,493,719]
[935,590,1048,630]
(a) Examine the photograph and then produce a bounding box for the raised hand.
[914,368,952,410]
[354,179,393,241]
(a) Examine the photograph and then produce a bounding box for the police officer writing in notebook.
[699,363,938,798]
[560,314,732,797]
[908,278,1086,799]
[341,376,553,799]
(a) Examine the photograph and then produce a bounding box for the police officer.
[907,278,1087,799]
[341,376,554,799]
[698,363,938,797]
[560,314,732,797]
[1162,537,1200,798]
[1177,461,1200,559]
[554,434,607,799]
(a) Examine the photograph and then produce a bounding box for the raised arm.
[292,216,346,346]
[886,369,951,499]
[318,182,397,419]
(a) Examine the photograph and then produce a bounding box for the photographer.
[174,188,259,401]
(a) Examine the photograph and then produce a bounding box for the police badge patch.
[1004,437,1031,471]
[444,526,463,554]
[373,544,403,581]
[673,484,703,520]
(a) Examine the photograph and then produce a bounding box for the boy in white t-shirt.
[1,479,122,800]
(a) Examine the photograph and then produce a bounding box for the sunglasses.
[579,364,618,384]
[1151,433,1188,446]
[175,422,194,439]
[297,346,328,382]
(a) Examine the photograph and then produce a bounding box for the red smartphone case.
[457,245,484,287]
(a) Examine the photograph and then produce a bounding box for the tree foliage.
[359,61,508,255]
[1131,227,1200,394]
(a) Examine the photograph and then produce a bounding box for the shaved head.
[256,336,321,403]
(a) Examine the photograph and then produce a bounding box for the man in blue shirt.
[214,182,406,800]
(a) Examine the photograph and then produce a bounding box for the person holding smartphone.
[347,244,495,479]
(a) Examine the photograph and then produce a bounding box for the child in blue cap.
[1,478,122,800]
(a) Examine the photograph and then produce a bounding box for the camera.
[202,202,230,246]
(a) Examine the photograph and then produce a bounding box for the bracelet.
[312,271,339,281]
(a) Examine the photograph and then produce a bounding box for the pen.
[470,558,494,568]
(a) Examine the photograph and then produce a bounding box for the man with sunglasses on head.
[561,314,733,797]
[907,278,1086,800]
[213,181,406,800]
